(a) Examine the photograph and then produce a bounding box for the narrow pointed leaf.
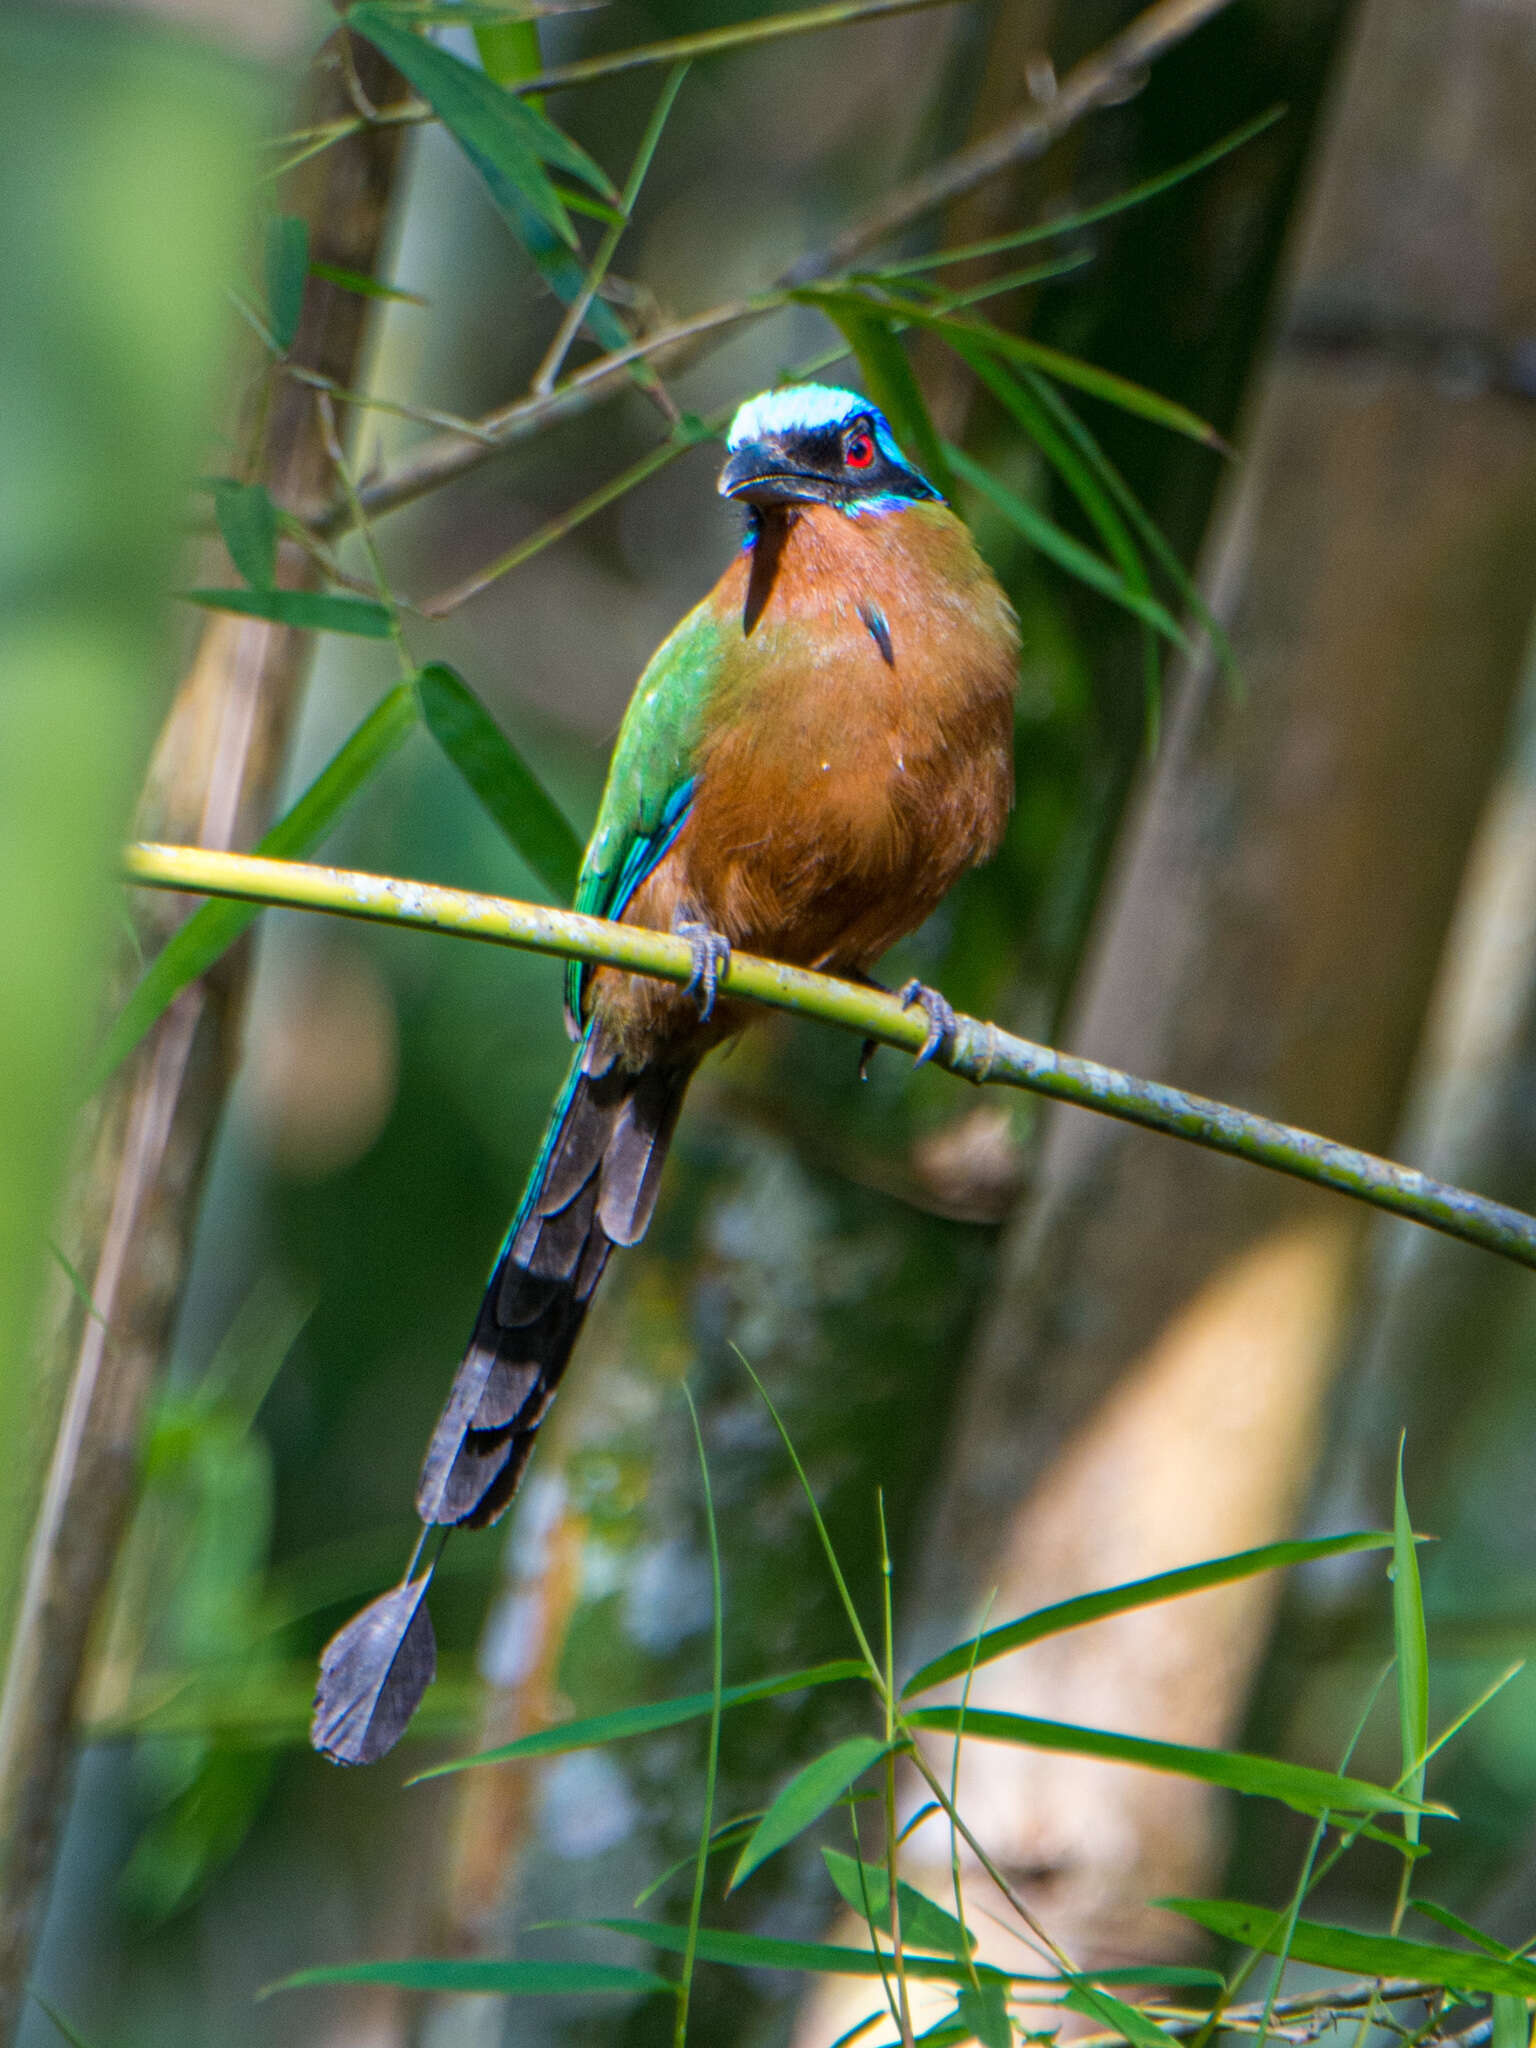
[347,5,614,252]
[411,1659,864,1778]
[797,285,1225,448]
[730,1736,888,1890]
[1394,1439,1429,1844]
[820,307,954,498]
[312,1574,437,1765]
[595,1918,1218,1989]
[1413,1901,1515,1957]
[30,1997,103,2048]
[946,443,1184,642]
[267,1957,669,1996]
[592,1917,1004,1985]
[93,683,418,1089]
[1493,1995,1529,2048]
[211,479,278,588]
[958,1978,1012,2048]
[179,588,393,637]
[1165,1900,1536,1998]
[309,260,428,306]
[265,213,309,349]
[822,1848,976,1957]
[417,663,581,900]
[904,1707,1443,1818]
[905,1532,1396,1695]
[870,109,1286,283]
[1062,1984,1180,2048]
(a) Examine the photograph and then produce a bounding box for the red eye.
[844,427,876,470]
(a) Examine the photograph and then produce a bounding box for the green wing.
[565,595,727,1024]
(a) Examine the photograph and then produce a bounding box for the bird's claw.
[677,919,731,1022]
[899,979,956,1066]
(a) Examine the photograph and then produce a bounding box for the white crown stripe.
[726,384,869,447]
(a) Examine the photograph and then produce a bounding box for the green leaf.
[347,5,614,252]
[870,108,1287,284]
[1413,1901,1515,1957]
[947,443,1185,643]
[730,1736,889,1890]
[818,308,954,499]
[31,1995,104,2048]
[957,1977,1012,2048]
[905,1532,1397,1696]
[1166,1899,1536,1999]
[265,1958,670,1997]
[409,1659,864,1779]
[1062,1983,1179,2048]
[417,663,581,901]
[473,12,542,89]
[308,260,427,306]
[796,285,1225,449]
[904,1707,1443,1819]
[593,1917,1008,1986]
[179,588,393,637]
[91,684,418,1091]
[264,213,309,350]
[1394,1437,1429,1845]
[821,1849,976,1957]
[210,479,278,588]
[1494,1995,1529,2048]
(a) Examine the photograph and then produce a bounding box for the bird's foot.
[676,918,731,1022]
[900,979,957,1066]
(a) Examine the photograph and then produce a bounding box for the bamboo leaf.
[309,260,427,306]
[905,1532,1397,1696]
[266,1958,670,1997]
[819,306,954,497]
[1061,1984,1180,2048]
[1413,1901,1515,1957]
[797,285,1226,448]
[593,1917,1007,1985]
[311,1574,437,1766]
[868,108,1287,283]
[179,588,393,637]
[1394,1437,1430,1845]
[957,1978,1012,2048]
[822,1849,976,1957]
[92,684,418,1090]
[31,1997,104,2048]
[410,1659,864,1779]
[1493,1995,1529,2048]
[730,1736,889,1890]
[347,4,614,252]
[1166,1900,1536,1998]
[417,662,581,900]
[211,479,278,588]
[946,443,1184,643]
[904,1707,1443,1819]
[265,213,309,350]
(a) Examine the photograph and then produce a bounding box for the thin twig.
[1067,1981,1440,2048]
[307,0,1238,537]
[120,844,1536,1275]
[786,0,1239,282]
[531,63,689,397]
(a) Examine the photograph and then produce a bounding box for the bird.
[312,383,1018,1761]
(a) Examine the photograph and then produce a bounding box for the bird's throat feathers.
[726,498,1010,658]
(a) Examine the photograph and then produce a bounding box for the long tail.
[415,1022,694,1529]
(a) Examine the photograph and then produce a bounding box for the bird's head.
[719,385,942,515]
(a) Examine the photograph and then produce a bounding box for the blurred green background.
[8,0,1536,2044]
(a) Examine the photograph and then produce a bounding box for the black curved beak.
[718,440,841,507]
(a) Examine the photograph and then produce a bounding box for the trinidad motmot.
[313,384,1018,1760]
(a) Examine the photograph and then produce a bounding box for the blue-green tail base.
[415,1023,694,1529]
